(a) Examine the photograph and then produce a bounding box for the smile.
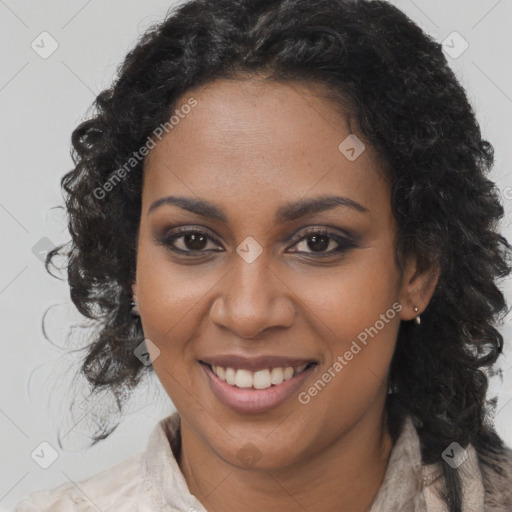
[209,363,313,389]
[199,359,318,414]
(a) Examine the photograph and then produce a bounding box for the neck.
[178,400,393,512]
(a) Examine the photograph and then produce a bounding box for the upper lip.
[200,355,317,372]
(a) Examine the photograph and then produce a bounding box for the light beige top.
[13,412,487,512]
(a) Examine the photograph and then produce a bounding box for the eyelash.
[158,226,357,258]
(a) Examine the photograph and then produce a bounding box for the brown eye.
[181,232,208,251]
[304,233,331,252]
[159,228,223,254]
[288,229,356,257]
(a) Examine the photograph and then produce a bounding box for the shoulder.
[481,446,512,511]
[12,452,152,512]
[13,412,185,512]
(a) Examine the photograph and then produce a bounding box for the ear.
[131,282,137,302]
[398,253,440,321]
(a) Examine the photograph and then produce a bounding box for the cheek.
[134,249,216,405]
[134,243,218,348]
[295,262,401,437]
[285,245,401,409]
[289,248,400,342]
[322,272,399,354]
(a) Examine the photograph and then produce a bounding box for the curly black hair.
[46,0,512,510]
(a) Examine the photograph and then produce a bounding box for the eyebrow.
[148,194,369,223]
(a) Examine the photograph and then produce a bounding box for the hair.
[46,0,511,510]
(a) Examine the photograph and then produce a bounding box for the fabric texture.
[13,412,512,511]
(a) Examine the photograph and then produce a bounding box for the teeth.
[225,367,236,386]
[211,363,311,389]
[235,369,253,388]
[294,364,308,375]
[253,369,271,389]
[270,367,284,385]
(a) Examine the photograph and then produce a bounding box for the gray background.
[1,0,511,509]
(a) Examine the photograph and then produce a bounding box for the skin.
[132,76,439,512]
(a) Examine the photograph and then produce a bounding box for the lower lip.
[200,362,317,414]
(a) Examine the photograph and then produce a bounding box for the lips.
[198,355,318,414]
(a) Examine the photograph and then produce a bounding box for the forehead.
[142,77,389,220]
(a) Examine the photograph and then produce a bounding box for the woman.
[14,0,512,510]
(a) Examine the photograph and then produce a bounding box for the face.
[132,77,428,470]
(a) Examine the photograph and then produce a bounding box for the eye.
[157,226,357,258]
[158,227,223,255]
[287,228,356,257]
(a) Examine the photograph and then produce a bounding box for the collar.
[142,412,207,512]
[368,415,484,511]
[142,412,485,512]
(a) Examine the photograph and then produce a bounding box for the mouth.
[198,357,318,414]
[201,361,317,389]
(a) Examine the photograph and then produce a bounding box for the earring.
[414,306,421,325]
[131,300,140,316]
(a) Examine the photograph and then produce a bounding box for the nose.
[209,254,296,339]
